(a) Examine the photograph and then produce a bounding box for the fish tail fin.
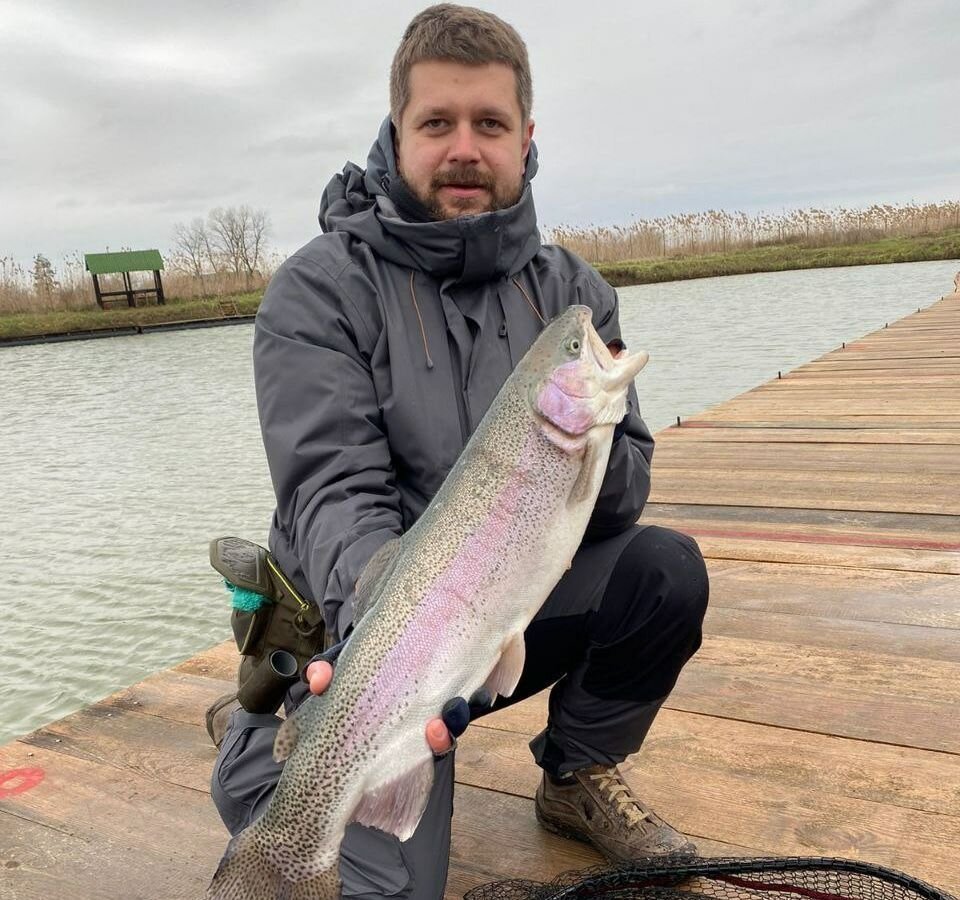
[206,830,340,900]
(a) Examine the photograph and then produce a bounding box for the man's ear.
[521,118,535,170]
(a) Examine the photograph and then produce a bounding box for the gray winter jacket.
[254,118,654,641]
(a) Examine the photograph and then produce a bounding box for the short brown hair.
[390,4,533,125]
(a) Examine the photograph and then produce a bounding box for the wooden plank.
[652,442,960,474]
[644,502,960,545]
[18,704,215,793]
[689,633,960,709]
[458,716,960,892]
[703,606,960,663]
[174,640,239,681]
[688,534,960,573]
[0,742,222,899]
[107,669,235,727]
[462,710,960,818]
[650,472,960,517]
[658,426,960,444]
[445,785,758,898]
[479,639,960,755]
[703,560,960,628]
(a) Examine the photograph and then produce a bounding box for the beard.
[410,164,523,220]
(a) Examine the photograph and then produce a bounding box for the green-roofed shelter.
[84,249,165,308]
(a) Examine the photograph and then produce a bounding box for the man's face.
[395,60,534,220]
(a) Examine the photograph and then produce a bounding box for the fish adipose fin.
[484,632,526,699]
[351,756,434,842]
[206,829,340,900]
[354,538,402,624]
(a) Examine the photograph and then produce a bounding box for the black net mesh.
[463,858,956,900]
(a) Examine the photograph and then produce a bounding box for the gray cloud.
[2,0,958,268]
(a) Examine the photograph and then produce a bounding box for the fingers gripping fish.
[206,305,649,899]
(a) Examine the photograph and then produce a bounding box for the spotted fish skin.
[206,305,649,899]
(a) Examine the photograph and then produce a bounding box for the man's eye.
[423,118,447,130]
[480,118,502,130]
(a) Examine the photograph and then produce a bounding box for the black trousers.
[210,524,708,899]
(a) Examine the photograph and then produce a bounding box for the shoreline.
[593,227,960,287]
[2,233,957,346]
[0,313,255,348]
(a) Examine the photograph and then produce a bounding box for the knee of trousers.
[615,525,709,632]
[210,710,284,836]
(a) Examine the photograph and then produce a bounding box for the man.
[210,5,708,897]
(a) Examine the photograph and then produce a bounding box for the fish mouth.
[584,319,649,389]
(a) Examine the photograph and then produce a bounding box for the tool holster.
[209,536,331,713]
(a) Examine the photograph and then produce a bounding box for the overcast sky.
[2,0,958,269]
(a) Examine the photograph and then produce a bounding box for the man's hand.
[304,655,492,754]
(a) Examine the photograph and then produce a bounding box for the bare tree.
[208,205,271,279]
[171,217,215,279]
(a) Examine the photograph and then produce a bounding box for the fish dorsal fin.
[483,631,527,700]
[273,711,302,763]
[354,538,402,624]
[351,757,435,842]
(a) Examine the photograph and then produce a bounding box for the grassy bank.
[595,229,960,287]
[3,230,959,342]
[0,292,262,341]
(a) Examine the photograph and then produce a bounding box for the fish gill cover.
[464,857,956,900]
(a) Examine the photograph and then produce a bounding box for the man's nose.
[446,122,481,163]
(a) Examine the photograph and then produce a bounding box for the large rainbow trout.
[207,305,649,899]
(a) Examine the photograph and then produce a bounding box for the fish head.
[523,305,649,454]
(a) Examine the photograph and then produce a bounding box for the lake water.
[1,259,957,745]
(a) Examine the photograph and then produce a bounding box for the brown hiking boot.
[205,692,241,749]
[535,764,697,861]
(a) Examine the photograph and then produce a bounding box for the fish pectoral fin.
[354,538,402,624]
[273,711,301,763]
[351,757,434,843]
[569,435,601,506]
[483,632,526,699]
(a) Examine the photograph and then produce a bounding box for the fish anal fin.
[273,712,301,763]
[354,538,402,624]
[351,758,434,842]
[484,632,526,699]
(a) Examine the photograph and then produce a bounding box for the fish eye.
[566,337,581,355]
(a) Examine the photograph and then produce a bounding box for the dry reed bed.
[0,252,275,316]
[549,200,960,263]
[5,200,959,314]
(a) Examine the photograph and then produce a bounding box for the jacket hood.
[319,116,541,284]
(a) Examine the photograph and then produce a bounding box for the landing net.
[464,857,956,900]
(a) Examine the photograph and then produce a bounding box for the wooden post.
[92,273,104,309]
[154,269,165,305]
[123,271,134,307]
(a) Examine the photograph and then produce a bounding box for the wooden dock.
[2,291,959,899]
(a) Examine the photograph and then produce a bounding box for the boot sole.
[535,802,698,862]
[535,803,622,862]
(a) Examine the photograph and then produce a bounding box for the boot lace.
[588,767,653,829]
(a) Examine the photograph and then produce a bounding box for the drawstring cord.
[512,276,546,326]
[408,271,435,369]
[407,272,543,370]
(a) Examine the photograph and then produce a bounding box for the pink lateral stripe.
[344,426,544,747]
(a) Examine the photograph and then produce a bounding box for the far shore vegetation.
[2,200,958,341]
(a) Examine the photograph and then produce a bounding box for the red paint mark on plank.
[0,767,45,798]
[685,526,960,552]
